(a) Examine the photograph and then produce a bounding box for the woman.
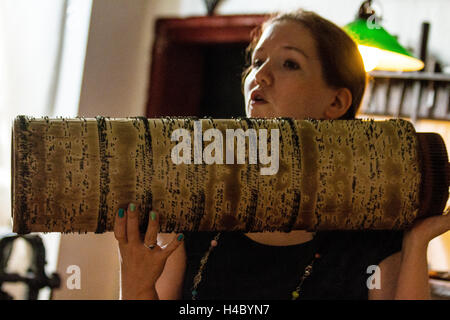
[114,9,450,300]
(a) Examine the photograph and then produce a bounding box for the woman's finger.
[161,233,184,258]
[114,207,127,245]
[126,202,141,244]
[144,210,159,249]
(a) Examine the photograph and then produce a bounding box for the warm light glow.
[358,45,425,72]
[358,45,379,72]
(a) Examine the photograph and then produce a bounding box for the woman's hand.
[392,209,450,299]
[114,203,184,300]
[404,209,450,246]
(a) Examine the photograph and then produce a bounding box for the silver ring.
[144,243,157,250]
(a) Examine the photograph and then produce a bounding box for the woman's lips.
[250,90,268,106]
[250,99,268,107]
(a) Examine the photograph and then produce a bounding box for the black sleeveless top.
[181,230,403,300]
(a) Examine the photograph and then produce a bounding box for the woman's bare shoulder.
[155,233,187,300]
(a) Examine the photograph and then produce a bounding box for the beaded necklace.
[190,232,321,300]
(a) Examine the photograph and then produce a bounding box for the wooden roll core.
[11,116,449,234]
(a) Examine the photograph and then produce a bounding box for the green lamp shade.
[344,19,424,72]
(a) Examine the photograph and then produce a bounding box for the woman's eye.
[252,59,263,68]
[283,60,300,70]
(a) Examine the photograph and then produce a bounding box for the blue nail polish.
[118,208,125,218]
[177,234,184,241]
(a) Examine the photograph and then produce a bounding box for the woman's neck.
[244,230,314,246]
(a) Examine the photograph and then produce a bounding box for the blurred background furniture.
[0,233,60,300]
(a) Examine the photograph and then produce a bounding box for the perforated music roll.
[11,116,449,234]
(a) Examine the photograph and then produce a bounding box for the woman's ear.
[324,88,353,119]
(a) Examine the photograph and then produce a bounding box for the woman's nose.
[254,62,273,86]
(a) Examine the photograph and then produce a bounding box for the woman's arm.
[368,234,430,300]
[368,251,401,300]
[369,212,450,300]
[393,231,430,299]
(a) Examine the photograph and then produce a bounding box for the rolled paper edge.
[12,116,32,234]
[416,132,449,219]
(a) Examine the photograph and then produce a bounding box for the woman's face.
[244,20,339,119]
